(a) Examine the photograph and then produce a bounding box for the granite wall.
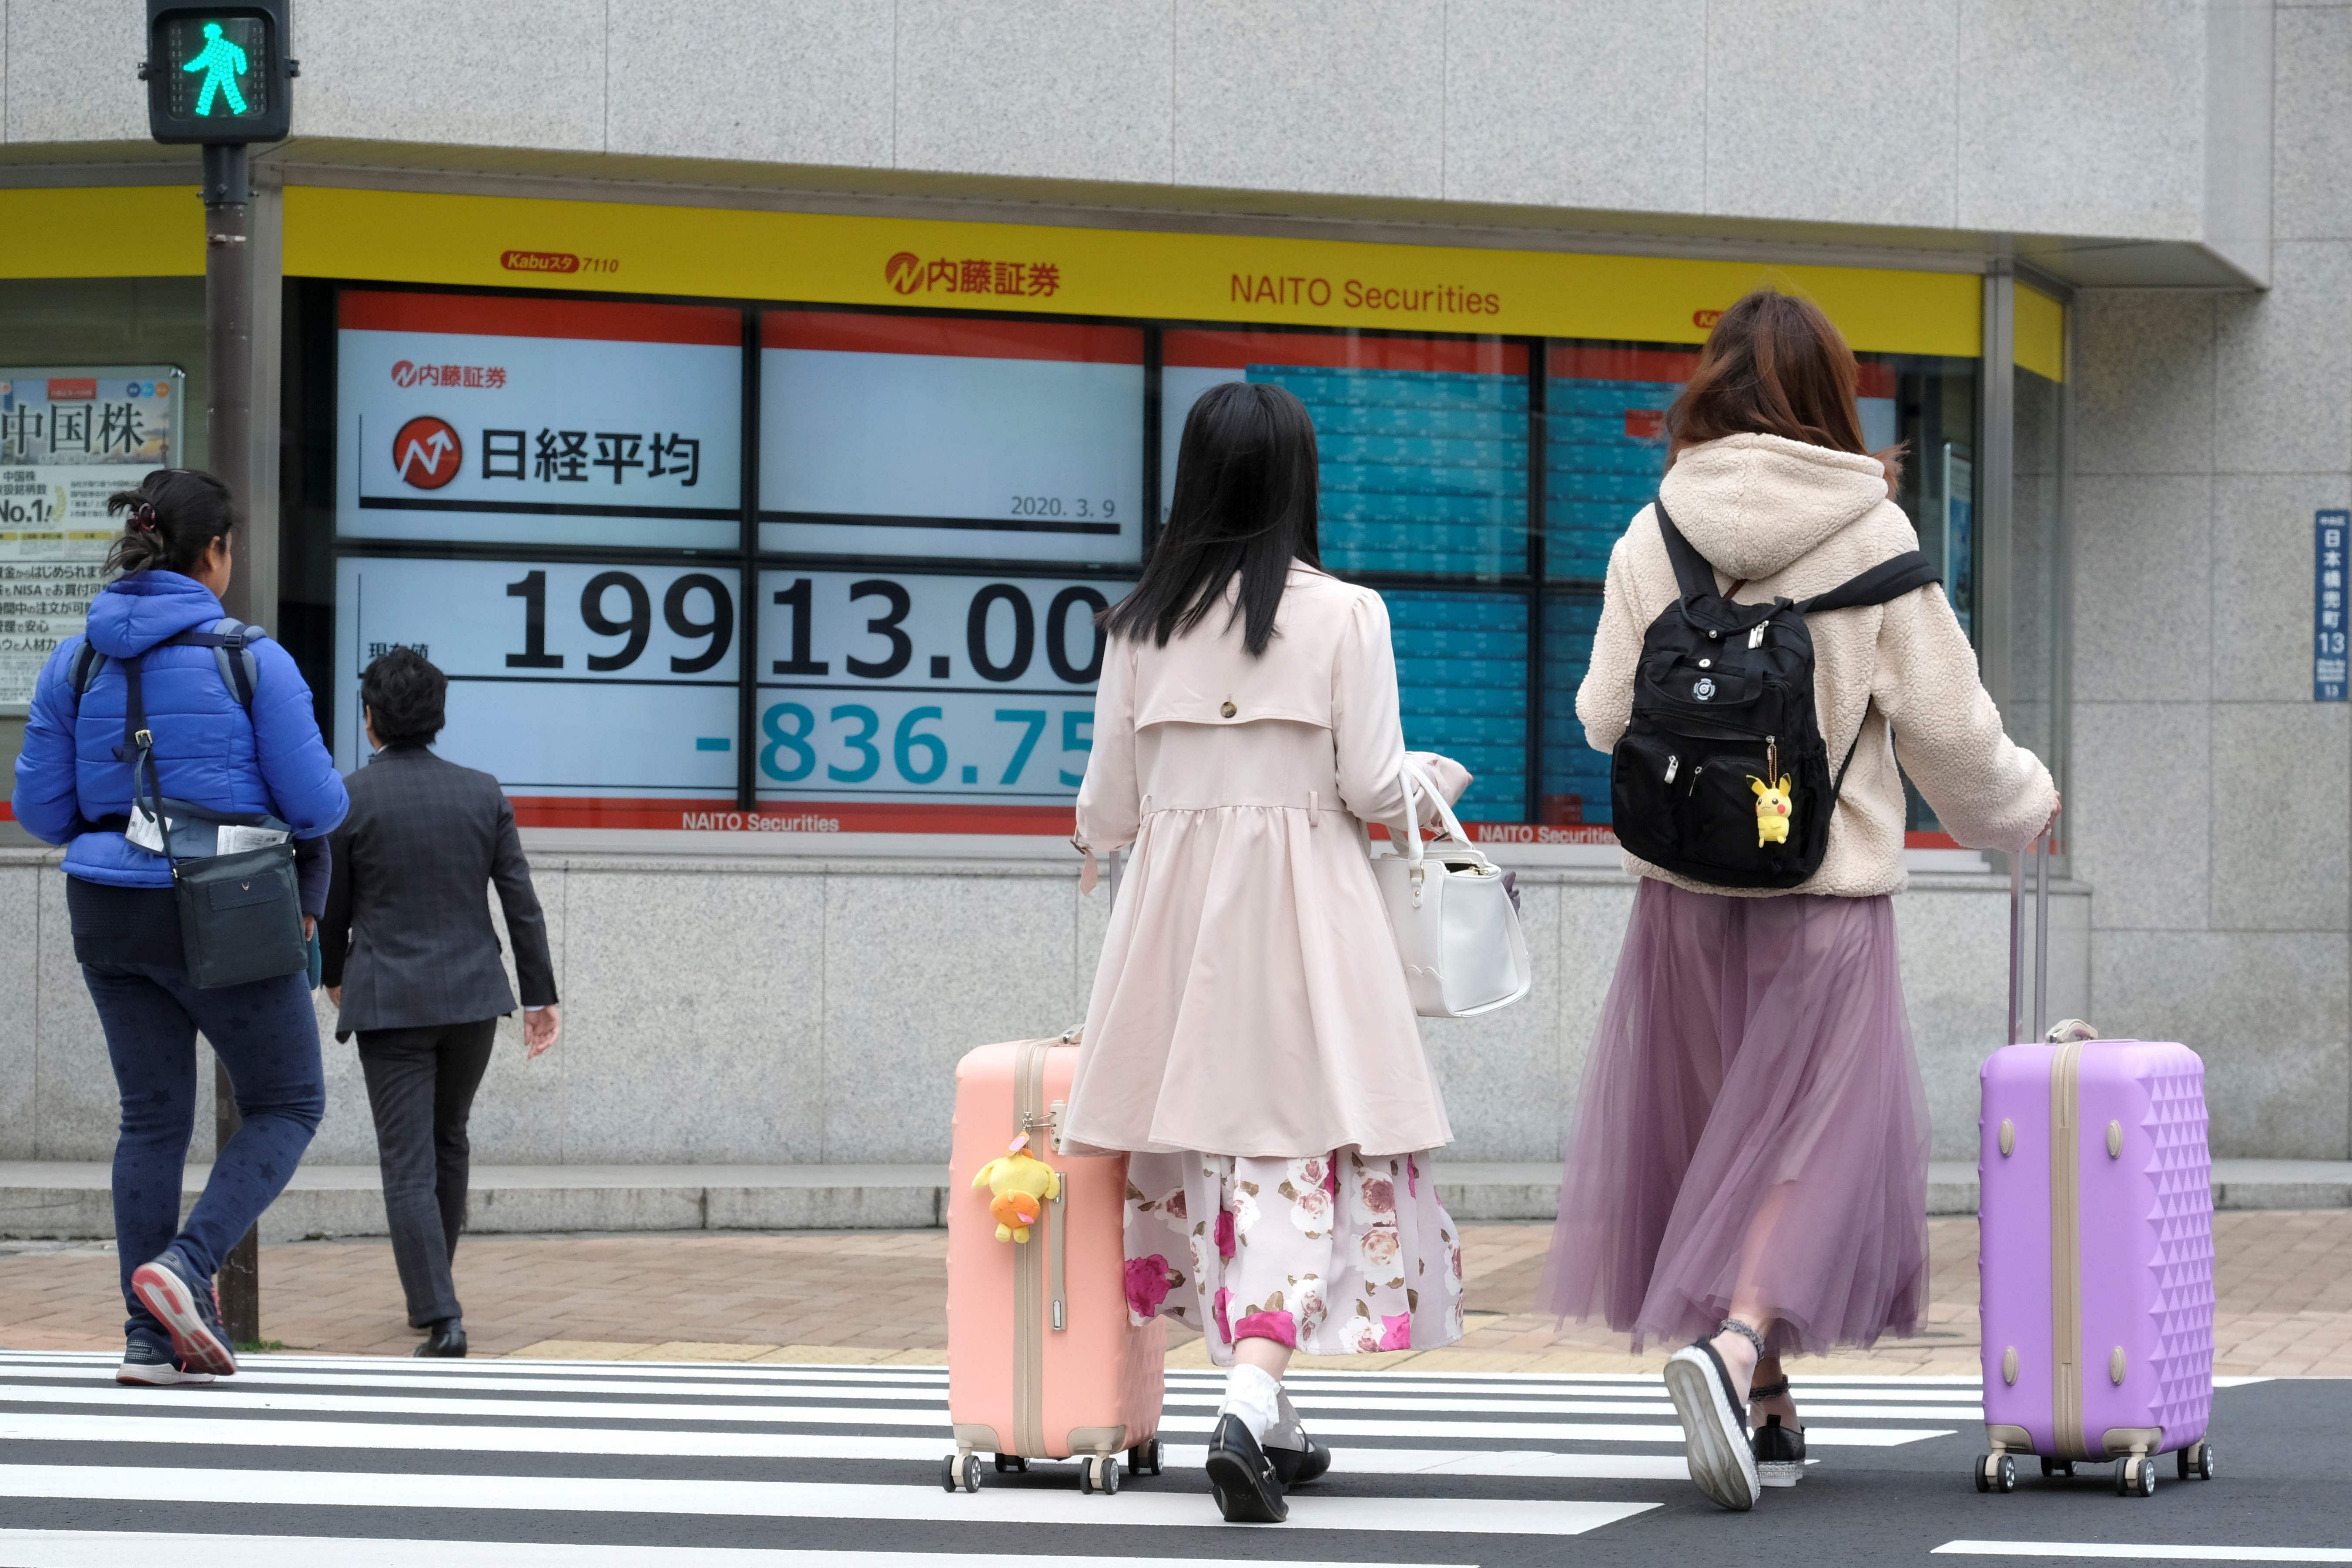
[0,847,2089,1170]
[2059,1,2352,1162]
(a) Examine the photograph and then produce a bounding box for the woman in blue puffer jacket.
[11,469,347,1384]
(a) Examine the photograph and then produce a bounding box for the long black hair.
[104,468,235,576]
[1102,380,1320,656]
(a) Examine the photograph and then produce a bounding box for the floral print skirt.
[1122,1146,1465,1365]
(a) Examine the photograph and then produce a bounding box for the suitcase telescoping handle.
[2007,832,2051,1047]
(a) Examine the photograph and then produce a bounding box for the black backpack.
[1608,496,1940,890]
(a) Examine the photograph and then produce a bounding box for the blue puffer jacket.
[10,570,348,887]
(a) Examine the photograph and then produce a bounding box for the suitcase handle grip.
[1048,1171,1069,1333]
[2008,831,2051,1045]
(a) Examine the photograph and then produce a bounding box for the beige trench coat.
[1059,565,1467,1160]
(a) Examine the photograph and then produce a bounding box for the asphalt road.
[0,1350,2339,1566]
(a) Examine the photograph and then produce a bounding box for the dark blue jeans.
[83,962,325,1342]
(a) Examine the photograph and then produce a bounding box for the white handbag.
[1369,757,1533,1019]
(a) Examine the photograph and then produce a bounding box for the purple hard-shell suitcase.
[1975,837,2216,1498]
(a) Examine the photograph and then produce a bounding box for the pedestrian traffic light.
[142,3,295,144]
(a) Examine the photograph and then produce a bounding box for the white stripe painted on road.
[0,1465,1658,1537]
[0,1533,1471,1568]
[0,1404,1944,1449]
[1934,1541,2352,1562]
[0,1375,1970,1422]
[0,1411,1708,1477]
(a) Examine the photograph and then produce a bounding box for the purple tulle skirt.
[1537,878,1930,1357]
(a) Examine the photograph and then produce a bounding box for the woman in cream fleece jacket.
[1536,291,2056,1512]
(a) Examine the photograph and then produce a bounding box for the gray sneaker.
[115,1331,214,1387]
[129,1246,238,1377]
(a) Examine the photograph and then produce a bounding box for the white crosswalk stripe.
[0,1350,1967,1562]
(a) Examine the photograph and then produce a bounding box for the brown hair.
[1666,289,1903,491]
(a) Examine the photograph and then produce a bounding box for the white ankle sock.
[1219,1362,1282,1443]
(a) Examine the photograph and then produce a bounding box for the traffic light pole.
[202,138,262,1350]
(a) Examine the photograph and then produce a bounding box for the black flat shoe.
[1664,1339,1759,1511]
[1753,1412,1806,1488]
[414,1318,467,1357]
[1268,1435,1330,1487]
[1748,1377,1806,1488]
[1204,1414,1288,1523]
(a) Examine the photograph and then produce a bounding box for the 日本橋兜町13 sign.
[2318,510,2348,702]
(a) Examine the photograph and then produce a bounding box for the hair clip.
[131,503,157,531]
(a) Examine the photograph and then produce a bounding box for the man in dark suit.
[319,649,559,1357]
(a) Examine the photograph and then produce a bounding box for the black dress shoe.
[1204,1414,1287,1523]
[1268,1436,1330,1487]
[414,1318,467,1357]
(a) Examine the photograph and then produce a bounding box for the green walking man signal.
[143,3,296,144]
[183,22,249,116]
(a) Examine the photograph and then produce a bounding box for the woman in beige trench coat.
[1060,380,1472,1523]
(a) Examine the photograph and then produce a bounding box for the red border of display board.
[1165,328,1527,376]
[338,289,740,345]
[763,310,1144,365]
[501,794,1971,851]
[1549,342,1898,399]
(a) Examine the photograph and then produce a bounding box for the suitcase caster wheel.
[1080,1454,1120,1494]
[2177,1441,2215,1481]
[2040,1457,2075,1479]
[1976,1453,2015,1493]
[2117,1457,2157,1497]
[941,1454,980,1493]
[992,1454,1027,1474]
[1126,1436,1164,1478]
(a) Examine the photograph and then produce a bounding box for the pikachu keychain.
[1749,774,1793,846]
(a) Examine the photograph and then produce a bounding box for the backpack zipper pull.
[1767,735,1779,781]
[1749,622,1767,649]
[1664,754,1679,784]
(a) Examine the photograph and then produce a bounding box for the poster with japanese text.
[759,312,1144,565]
[0,367,183,709]
[335,292,743,551]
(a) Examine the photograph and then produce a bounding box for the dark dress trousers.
[319,745,556,1327]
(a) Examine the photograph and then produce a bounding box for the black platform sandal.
[1748,1378,1807,1488]
[1663,1320,1762,1511]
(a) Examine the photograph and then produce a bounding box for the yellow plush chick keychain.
[1750,774,1793,846]
[972,1133,1062,1243]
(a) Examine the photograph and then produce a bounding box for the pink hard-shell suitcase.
[1976,836,2216,1498]
[942,1031,1165,1495]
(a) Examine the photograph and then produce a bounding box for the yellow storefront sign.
[285,187,1980,358]
[0,184,1983,358]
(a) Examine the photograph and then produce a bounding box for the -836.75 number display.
[755,570,1114,804]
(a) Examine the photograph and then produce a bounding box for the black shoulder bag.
[116,652,308,988]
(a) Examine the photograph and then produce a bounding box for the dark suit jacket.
[319,745,557,1034]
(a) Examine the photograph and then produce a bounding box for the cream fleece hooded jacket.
[1578,431,2056,899]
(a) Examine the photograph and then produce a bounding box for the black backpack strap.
[1798,551,1940,614]
[164,618,265,712]
[69,641,107,698]
[1651,496,1722,603]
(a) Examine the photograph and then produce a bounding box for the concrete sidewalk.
[4,1159,2347,1240]
[5,1211,2349,1379]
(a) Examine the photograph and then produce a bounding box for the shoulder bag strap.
[110,655,178,871]
[1651,495,1722,604]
